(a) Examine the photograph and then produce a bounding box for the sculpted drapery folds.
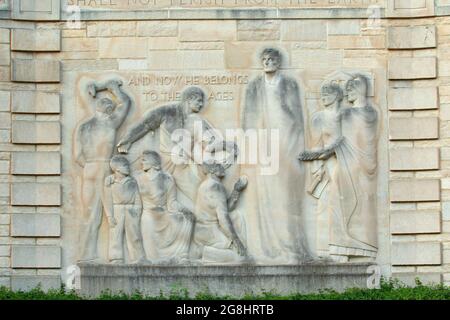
[241,47,312,264]
[299,74,379,261]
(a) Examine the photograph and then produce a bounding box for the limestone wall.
[0,0,449,291]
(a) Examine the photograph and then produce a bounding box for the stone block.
[12,60,60,83]
[11,214,60,237]
[88,22,137,37]
[179,21,236,42]
[389,117,438,140]
[390,148,439,171]
[0,91,10,112]
[12,0,60,21]
[281,21,327,41]
[0,112,10,129]
[388,57,437,80]
[12,121,60,144]
[148,50,224,70]
[327,20,360,35]
[11,246,61,268]
[387,0,435,18]
[237,20,280,40]
[61,38,97,52]
[11,151,60,175]
[390,210,441,234]
[391,242,441,266]
[390,179,440,202]
[388,25,436,49]
[11,91,60,114]
[328,35,385,49]
[99,38,147,59]
[11,276,61,292]
[136,21,178,37]
[0,44,10,66]
[388,87,438,110]
[391,273,442,286]
[11,183,61,206]
[0,29,9,44]
[11,29,61,52]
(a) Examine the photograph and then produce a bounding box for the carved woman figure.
[299,75,378,261]
[135,151,195,263]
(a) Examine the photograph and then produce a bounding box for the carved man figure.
[117,86,236,210]
[299,75,378,261]
[241,47,311,264]
[74,79,132,262]
[135,150,195,263]
[193,162,248,264]
[103,155,146,264]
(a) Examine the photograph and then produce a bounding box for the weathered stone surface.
[388,57,437,80]
[11,183,61,206]
[281,21,327,41]
[390,148,439,171]
[11,151,61,175]
[136,21,178,37]
[11,276,61,292]
[11,91,60,114]
[11,214,60,237]
[0,29,9,44]
[99,38,147,59]
[390,179,440,202]
[387,0,435,18]
[388,25,436,49]
[328,35,385,49]
[11,29,61,52]
[148,50,224,70]
[179,21,236,42]
[11,246,61,268]
[79,263,376,297]
[388,87,438,110]
[390,210,441,234]
[391,242,441,266]
[327,20,360,35]
[389,117,439,140]
[0,91,10,112]
[12,0,61,21]
[391,273,442,286]
[12,121,60,144]
[11,60,60,83]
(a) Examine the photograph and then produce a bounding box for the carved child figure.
[102,155,146,264]
[74,79,132,262]
[193,162,248,264]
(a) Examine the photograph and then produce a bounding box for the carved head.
[181,86,205,113]
[110,155,130,176]
[320,81,343,107]
[346,74,369,103]
[96,97,116,116]
[141,150,162,171]
[202,161,226,179]
[260,48,282,73]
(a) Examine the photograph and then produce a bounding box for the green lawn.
[0,279,449,300]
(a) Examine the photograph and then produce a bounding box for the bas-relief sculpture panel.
[62,47,385,268]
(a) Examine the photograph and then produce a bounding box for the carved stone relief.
[72,47,379,266]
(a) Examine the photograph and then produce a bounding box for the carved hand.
[232,238,247,257]
[180,207,195,223]
[87,83,98,98]
[107,216,117,227]
[117,140,131,154]
[234,176,248,192]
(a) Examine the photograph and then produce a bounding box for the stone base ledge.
[79,262,376,297]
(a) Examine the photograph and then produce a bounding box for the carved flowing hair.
[346,74,369,97]
[320,80,344,103]
[181,86,205,103]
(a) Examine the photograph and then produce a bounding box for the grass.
[0,278,449,300]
